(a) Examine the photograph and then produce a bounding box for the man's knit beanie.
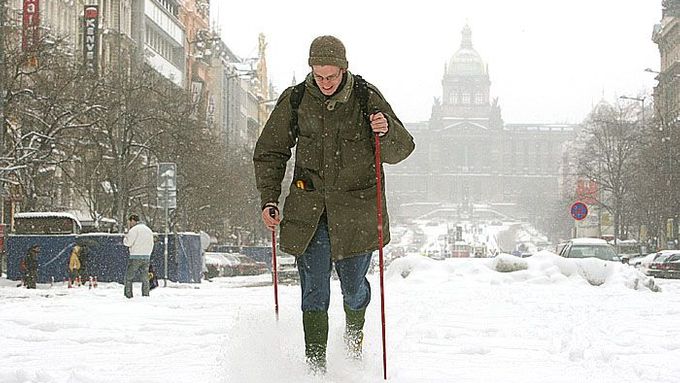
[308,35,348,69]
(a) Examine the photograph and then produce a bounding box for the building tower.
[437,24,502,128]
[387,24,577,228]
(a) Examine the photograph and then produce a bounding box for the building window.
[156,0,179,17]
[476,93,485,104]
[462,92,470,104]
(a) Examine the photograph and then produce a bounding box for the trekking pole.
[373,129,388,380]
[269,207,279,320]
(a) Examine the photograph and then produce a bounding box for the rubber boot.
[303,311,328,374]
[344,304,366,360]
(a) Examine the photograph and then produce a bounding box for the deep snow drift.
[1,253,678,383]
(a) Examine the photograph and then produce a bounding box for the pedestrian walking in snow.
[253,35,415,373]
[23,244,40,289]
[122,214,155,298]
[68,244,82,285]
[78,243,91,283]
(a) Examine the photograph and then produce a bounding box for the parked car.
[204,252,239,278]
[615,240,644,264]
[643,251,680,279]
[426,248,445,260]
[622,253,650,267]
[558,238,620,262]
[204,252,269,277]
[276,253,298,283]
[232,254,270,276]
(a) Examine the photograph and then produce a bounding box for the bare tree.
[0,20,263,241]
[630,87,680,248]
[1,28,103,210]
[577,102,642,242]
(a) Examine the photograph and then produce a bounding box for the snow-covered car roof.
[653,250,680,255]
[569,238,609,245]
[204,252,240,266]
[649,250,680,263]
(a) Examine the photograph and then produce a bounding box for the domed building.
[435,24,503,128]
[387,25,579,228]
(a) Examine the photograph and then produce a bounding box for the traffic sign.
[157,163,176,191]
[570,201,588,221]
[157,189,176,209]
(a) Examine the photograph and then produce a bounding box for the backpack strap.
[289,81,306,142]
[353,74,371,125]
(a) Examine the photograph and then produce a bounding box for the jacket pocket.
[282,186,322,227]
[339,127,373,169]
[335,161,376,192]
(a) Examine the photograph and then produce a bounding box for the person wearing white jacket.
[123,214,155,298]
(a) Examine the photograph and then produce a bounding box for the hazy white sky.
[211,0,661,124]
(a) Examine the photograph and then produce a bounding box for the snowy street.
[0,2,673,383]
[1,254,679,383]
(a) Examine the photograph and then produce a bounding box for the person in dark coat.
[77,243,90,282]
[253,35,415,373]
[23,245,40,289]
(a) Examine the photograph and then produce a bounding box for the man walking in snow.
[253,35,414,373]
[22,244,40,289]
[123,214,155,298]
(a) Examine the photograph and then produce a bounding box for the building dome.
[447,24,486,76]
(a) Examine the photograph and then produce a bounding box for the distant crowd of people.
[17,213,158,295]
[18,241,91,288]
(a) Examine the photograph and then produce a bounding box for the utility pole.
[115,1,125,231]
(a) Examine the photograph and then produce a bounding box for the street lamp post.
[619,95,646,129]
[645,67,680,78]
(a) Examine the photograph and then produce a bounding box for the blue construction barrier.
[6,232,202,284]
[6,235,78,284]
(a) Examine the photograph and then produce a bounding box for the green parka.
[253,72,415,260]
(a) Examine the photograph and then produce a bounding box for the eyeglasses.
[313,70,343,83]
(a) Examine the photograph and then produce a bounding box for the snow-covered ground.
[1,252,679,383]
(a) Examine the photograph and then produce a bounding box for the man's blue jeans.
[124,258,150,298]
[297,216,372,312]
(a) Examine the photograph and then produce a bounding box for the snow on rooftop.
[14,212,80,221]
[569,237,609,245]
